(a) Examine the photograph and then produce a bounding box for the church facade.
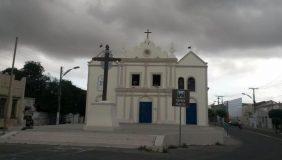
[86,36,208,126]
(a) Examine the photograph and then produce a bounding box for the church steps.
[1,131,159,148]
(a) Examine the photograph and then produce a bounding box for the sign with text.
[172,89,190,106]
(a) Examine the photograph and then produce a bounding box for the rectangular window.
[131,74,140,86]
[152,74,161,87]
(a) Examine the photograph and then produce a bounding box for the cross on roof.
[144,29,152,39]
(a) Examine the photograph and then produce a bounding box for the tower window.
[131,74,140,86]
[152,74,161,87]
[178,77,184,89]
[188,77,195,91]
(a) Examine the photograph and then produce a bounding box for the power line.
[260,82,282,89]
[257,72,282,89]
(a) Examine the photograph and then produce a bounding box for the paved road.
[0,127,281,160]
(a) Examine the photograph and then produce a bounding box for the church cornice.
[120,58,178,63]
[176,65,208,68]
[116,88,172,93]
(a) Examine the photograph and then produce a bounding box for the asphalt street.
[0,127,281,160]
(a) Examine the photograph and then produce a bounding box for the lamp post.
[242,92,252,99]
[242,92,255,110]
[56,66,80,125]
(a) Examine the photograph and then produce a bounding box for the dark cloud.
[1,0,282,60]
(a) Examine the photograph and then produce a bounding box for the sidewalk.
[0,124,225,148]
[0,124,160,149]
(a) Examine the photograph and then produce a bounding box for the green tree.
[60,80,86,115]
[22,61,49,98]
[38,79,59,113]
[269,109,282,134]
[216,109,227,118]
[2,67,24,80]
[22,61,44,79]
[208,108,217,122]
[2,61,86,122]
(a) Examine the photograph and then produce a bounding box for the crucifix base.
[84,101,119,131]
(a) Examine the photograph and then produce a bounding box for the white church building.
[85,33,208,126]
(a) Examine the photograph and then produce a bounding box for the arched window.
[188,77,195,91]
[178,77,184,89]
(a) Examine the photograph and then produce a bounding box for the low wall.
[163,127,225,146]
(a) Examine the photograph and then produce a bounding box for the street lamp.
[56,66,80,125]
[242,92,254,111]
[242,93,252,100]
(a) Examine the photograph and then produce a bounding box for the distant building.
[241,101,282,129]
[0,73,26,127]
[255,101,282,129]
[226,98,242,122]
[210,98,243,123]
[241,103,254,127]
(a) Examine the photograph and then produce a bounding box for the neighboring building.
[211,98,242,123]
[241,101,282,129]
[255,101,282,129]
[64,113,84,124]
[227,98,242,122]
[241,103,254,127]
[86,33,209,126]
[0,73,26,127]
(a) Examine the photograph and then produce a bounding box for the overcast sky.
[1,0,282,104]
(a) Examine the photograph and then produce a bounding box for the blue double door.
[186,103,197,124]
[139,102,152,123]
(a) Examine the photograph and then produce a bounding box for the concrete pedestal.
[84,101,119,131]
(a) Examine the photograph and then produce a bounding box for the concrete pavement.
[0,127,281,160]
[0,124,225,149]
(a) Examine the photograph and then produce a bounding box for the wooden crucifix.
[92,44,121,101]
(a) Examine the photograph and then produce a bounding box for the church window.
[178,77,184,89]
[188,77,195,91]
[131,74,140,86]
[152,74,161,87]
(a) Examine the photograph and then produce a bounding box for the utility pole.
[249,88,258,111]
[56,67,63,125]
[216,96,224,105]
[221,96,224,106]
[56,66,79,125]
[3,37,18,130]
